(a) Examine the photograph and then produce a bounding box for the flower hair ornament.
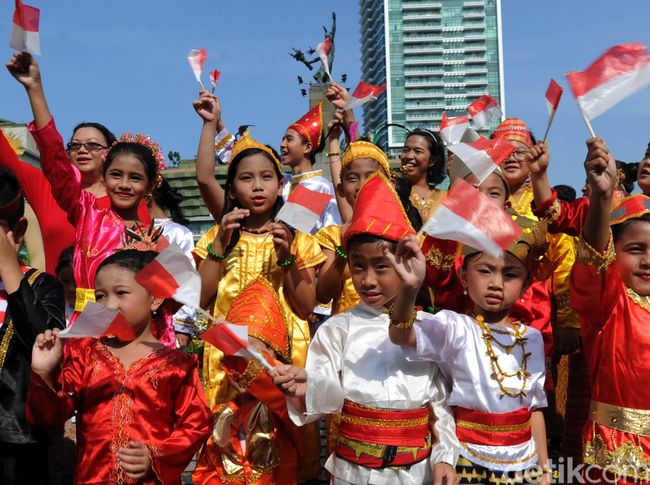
[103,133,166,187]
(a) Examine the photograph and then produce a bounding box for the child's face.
[104,154,151,212]
[637,151,650,196]
[464,172,508,208]
[400,134,432,184]
[501,140,531,190]
[56,265,77,308]
[614,220,650,296]
[348,241,402,309]
[280,128,311,168]
[461,252,529,316]
[338,158,382,207]
[68,127,109,178]
[94,264,161,335]
[229,153,282,215]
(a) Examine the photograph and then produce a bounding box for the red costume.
[26,339,211,485]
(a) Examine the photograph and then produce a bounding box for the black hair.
[616,160,639,194]
[405,128,447,188]
[393,176,423,231]
[612,213,650,243]
[222,147,285,253]
[153,177,190,226]
[102,142,158,186]
[347,233,397,253]
[295,132,319,165]
[0,166,25,227]
[553,184,577,203]
[55,246,74,276]
[97,249,158,276]
[71,122,116,147]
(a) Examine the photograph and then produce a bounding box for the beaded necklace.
[241,226,270,235]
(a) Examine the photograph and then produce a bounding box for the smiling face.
[461,251,529,316]
[400,134,434,185]
[338,158,383,207]
[68,127,109,179]
[348,239,401,309]
[280,128,311,168]
[103,153,151,213]
[501,139,531,191]
[614,220,650,296]
[228,152,282,214]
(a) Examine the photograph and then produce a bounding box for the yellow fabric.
[314,225,360,314]
[74,287,96,313]
[194,225,326,406]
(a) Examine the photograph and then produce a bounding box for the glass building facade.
[358,0,504,154]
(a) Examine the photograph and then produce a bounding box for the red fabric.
[467,95,499,116]
[336,441,431,469]
[454,407,532,446]
[545,79,564,111]
[351,81,386,100]
[286,184,332,216]
[13,0,39,32]
[288,102,323,151]
[134,259,180,300]
[26,339,211,485]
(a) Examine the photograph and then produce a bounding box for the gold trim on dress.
[584,433,650,481]
[539,198,561,224]
[575,233,616,274]
[337,433,431,461]
[626,287,650,314]
[339,413,429,429]
[456,418,531,434]
[289,170,324,193]
[589,400,650,437]
[426,247,456,271]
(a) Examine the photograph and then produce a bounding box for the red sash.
[454,407,532,446]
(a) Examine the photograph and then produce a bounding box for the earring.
[152,309,158,316]
[463,289,468,295]
[520,297,525,303]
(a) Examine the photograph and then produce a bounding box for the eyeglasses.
[66,142,108,153]
[510,150,531,162]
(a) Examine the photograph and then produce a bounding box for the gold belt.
[590,400,650,437]
[74,287,96,313]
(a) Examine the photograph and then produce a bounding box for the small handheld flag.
[10,0,40,55]
[202,322,273,371]
[446,136,515,184]
[210,69,221,94]
[467,95,502,130]
[57,302,136,341]
[188,48,207,90]
[439,112,470,146]
[275,184,333,234]
[345,81,386,110]
[543,79,563,142]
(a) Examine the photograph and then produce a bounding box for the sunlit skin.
[501,139,531,196]
[348,241,402,309]
[69,127,109,178]
[614,221,650,297]
[56,264,77,309]
[279,128,312,174]
[337,158,382,207]
[464,172,509,208]
[399,134,434,189]
[637,148,650,195]
[103,154,151,221]
[460,251,530,324]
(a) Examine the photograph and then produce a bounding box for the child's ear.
[335,182,345,198]
[459,265,469,291]
[151,297,164,313]
[302,142,313,157]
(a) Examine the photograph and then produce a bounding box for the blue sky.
[1,0,649,190]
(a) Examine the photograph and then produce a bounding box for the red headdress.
[610,194,650,226]
[288,102,323,152]
[343,171,415,246]
[491,117,532,147]
[225,278,291,362]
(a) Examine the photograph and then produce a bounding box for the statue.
[289,12,336,84]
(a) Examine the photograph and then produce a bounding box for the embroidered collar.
[289,170,323,190]
[627,287,650,313]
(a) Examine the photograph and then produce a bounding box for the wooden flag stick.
[542,109,557,143]
[578,106,596,138]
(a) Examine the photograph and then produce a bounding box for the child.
[193,134,325,479]
[193,279,302,484]
[0,167,66,485]
[387,234,549,484]
[27,249,211,485]
[273,172,459,485]
[569,138,650,484]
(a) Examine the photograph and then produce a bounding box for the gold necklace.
[474,315,531,399]
[410,188,433,213]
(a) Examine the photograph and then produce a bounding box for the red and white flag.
[545,79,563,114]
[134,244,201,309]
[421,179,522,258]
[467,95,502,129]
[209,69,221,90]
[566,43,650,119]
[447,136,515,184]
[439,111,470,146]
[187,48,207,86]
[345,81,386,110]
[10,0,40,55]
[57,302,136,341]
[202,322,273,370]
[276,184,333,234]
[315,37,332,81]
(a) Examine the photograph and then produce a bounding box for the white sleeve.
[286,317,348,425]
[428,371,460,467]
[404,310,467,363]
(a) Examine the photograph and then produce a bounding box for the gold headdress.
[340,141,391,177]
[229,134,282,172]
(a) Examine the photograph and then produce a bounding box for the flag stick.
[578,107,596,138]
[197,79,206,91]
[211,86,215,94]
[542,109,557,143]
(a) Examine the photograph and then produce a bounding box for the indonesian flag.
[439,112,470,146]
[447,136,515,184]
[187,48,207,85]
[345,81,386,109]
[57,302,136,341]
[421,179,522,258]
[10,0,40,56]
[202,322,273,370]
[134,244,201,309]
[467,95,502,129]
[566,43,650,119]
[276,184,333,234]
[209,69,221,89]
[315,37,332,81]
[545,79,563,114]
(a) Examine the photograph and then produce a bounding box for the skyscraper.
[358,0,505,154]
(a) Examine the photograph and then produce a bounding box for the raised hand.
[214,208,249,252]
[32,329,64,385]
[192,90,221,125]
[327,108,344,141]
[326,80,350,110]
[118,441,152,480]
[271,364,308,397]
[584,137,616,197]
[382,234,426,290]
[525,141,550,176]
[6,52,41,90]
[269,222,294,262]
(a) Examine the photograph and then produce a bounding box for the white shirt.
[406,310,547,472]
[282,171,342,233]
[287,303,459,485]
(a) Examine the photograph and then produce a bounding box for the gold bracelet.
[389,308,417,329]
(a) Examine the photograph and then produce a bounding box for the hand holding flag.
[542,79,563,142]
[57,302,137,341]
[188,48,207,90]
[10,0,40,55]
[210,69,221,94]
[202,321,274,371]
